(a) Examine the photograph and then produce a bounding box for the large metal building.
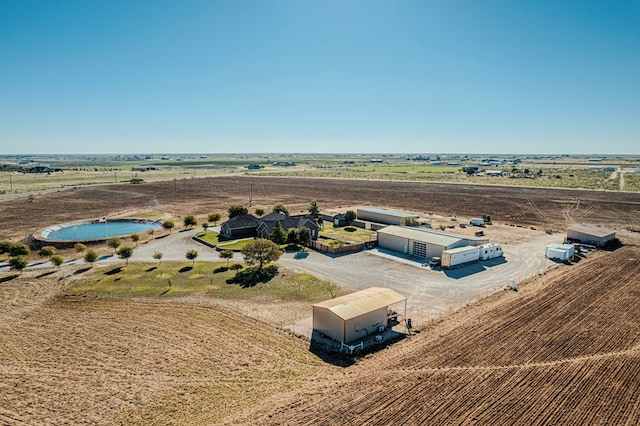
[567,224,616,247]
[312,287,406,344]
[356,207,419,225]
[377,225,488,259]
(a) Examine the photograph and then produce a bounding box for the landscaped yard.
[319,224,377,243]
[65,261,346,302]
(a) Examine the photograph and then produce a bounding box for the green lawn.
[65,261,347,301]
[319,224,377,243]
[196,231,221,244]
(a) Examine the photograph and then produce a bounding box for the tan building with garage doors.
[377,225,488,259]
[312,287,406,344]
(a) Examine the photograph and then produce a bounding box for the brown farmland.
[1,176,639,240]
[227,245,640,425]
[1,176,640,425]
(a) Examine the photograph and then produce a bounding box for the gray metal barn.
[356,207,419,225]
[567,224,616,247]
[312,287,406,344]
[377,225,488,259]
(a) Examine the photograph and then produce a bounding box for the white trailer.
[470,218,485,226]
[546,244,574,261]
[441,246,480,268]
[479,243,503,260]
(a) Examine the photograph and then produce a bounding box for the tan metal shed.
[567,224,615,247]
[377,225,488,258]
[312,287,406,344]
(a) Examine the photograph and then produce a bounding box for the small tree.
[186,249,198,265]
[107,237,122,254]
[241,238,282,275]
[75,243,87,253]
[0,241,12,254]
[298,227,311,247]
[50,255,64,269]
[255,208,265,217]
[344,210,357,226]
[9,243,30,257]
[84,250,98,266]
[202,222,209,234]
[162,220,175,234]
[153,251,163,266]
[39,245,57,257]
[131,233,140,246]
[9,256,28,274]
[117,246,134,266]
[183,215,197,228]
[271,221,287,245]
[286,228,299,246]
[272,203,289,215]
[317,216,324,230]
[228,205,248,218]
[219,249,233,267]
[308,200,320,217]
[208,212,222,225]
[402,217,420,227]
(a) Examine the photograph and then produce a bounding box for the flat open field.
[1,176,639,241]
[1,176,640,424]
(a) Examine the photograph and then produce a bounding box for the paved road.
[9,228,561,323]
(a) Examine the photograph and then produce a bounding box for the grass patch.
[319,224,376,243]
[64,261,347,302]
[217,238,253,250]
[196,231,220,244]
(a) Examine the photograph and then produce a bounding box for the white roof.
[378,225,462,247]
[547,243,575,251]
[313,287,406,321]
[357,207,418,218]
[443,246,480,254]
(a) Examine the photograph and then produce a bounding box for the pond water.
[42,220,161,241]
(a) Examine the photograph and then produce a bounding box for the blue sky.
[1,0,638,155]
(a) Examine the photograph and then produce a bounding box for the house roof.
[258,215,319,234]
[223,213,260,229]
[313,287,406,321]
[568,224,615,238]
[260,211,289,221]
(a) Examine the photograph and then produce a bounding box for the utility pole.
[249,184,253,207]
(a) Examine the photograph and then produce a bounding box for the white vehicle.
[441,246,481,268]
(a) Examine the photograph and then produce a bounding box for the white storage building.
[377,225,488,259]
[312,287,406,344]
[356,207,419,226]
[567,224,615,247]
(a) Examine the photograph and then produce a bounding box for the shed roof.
[568,224,615,238]
[377,225,464,247]
[313,287,405,321]
[357,207,418,218]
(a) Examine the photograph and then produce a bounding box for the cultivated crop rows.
[227,245,640,425]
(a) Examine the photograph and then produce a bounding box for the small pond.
[41,219,161,241]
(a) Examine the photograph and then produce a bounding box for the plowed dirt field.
[225,244,640,425]
[1,177,640,425]
[1,176,639,240]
